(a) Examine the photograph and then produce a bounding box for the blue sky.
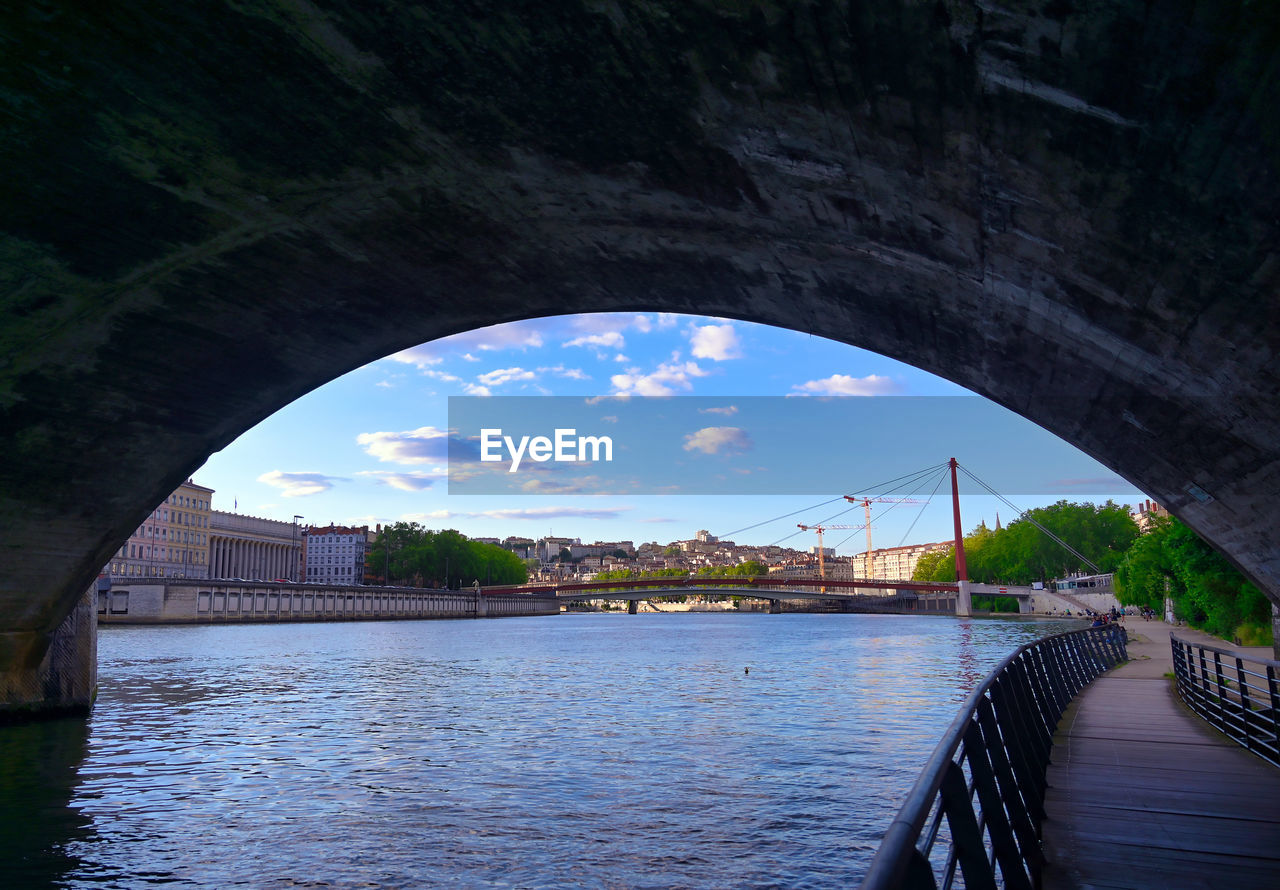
[194,313,1141,553]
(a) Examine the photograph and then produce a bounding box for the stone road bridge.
[492,576,960,613]
[3,2,1279,716]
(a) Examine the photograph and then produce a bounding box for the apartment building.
[104,478,214,580]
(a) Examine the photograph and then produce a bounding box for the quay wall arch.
[3,2,1279,710]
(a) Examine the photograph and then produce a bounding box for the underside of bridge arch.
[3,1,1279,712]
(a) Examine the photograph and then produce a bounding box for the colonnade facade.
[209,535,300,581]
[207,511,301,582]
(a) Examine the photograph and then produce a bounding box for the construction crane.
[796,523,861,585]
[843,496,927,579]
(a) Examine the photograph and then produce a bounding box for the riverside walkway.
[1041,622,1280,889]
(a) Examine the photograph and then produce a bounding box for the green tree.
[972,595,1020,613]
[694,560,769,578]
[913,546,957,582]
[1115,516,1272,640]
[972,501,1137,584]
[366,523,527,588]
[915,501,1139,586]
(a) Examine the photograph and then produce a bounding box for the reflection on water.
[955,620,984,690]
[2,614,1080,888]
[0,714,94,886]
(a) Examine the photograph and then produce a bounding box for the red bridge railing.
[485,575,958,596]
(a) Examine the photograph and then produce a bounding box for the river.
[1,613,1083,888]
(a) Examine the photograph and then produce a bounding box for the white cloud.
[384,320,549,368]
[683,426,752,455]
[464,383,492,397]
[601,415,619,423]
[401,510,455,522]
[356,426,452,464]
[614,354,629,363]
[422,369,462,383]
[699,405,738,416]
[610,360,709,396]
[257,470,343,497]
[344,514,391,527]
[537,364,589,380]
[1046,476,1129,490]
[689,323,742,361]
[357,470,447,492]
[385,345,444,369]
[477,366,536,387]
[656,313,679,328]
[406,506,631,521]
[468,506,631,521]
[563,331,625,349]
[443,322,545,352]
[632,315,653,333]
[791,374,901,396]
[375,380,396,389]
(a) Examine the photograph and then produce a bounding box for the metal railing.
[860,624,1128,890]
[1171,634,1280,767]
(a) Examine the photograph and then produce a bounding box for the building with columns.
[209,512,302,581]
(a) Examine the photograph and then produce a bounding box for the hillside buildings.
[767,541,950,583]
[1130,499,1169,533]
[849,541,951,582]
[101,484,973,590]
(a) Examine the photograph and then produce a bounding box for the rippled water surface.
[2,613,1082,888]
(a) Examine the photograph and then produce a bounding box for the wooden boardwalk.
[1042,623,1280,889]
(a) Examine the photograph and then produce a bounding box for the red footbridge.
[484,575,961,614]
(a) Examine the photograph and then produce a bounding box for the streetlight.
[384,533,392,587]
[293,515,303,582]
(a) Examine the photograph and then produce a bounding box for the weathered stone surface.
[0,588,96,720]
[2,2,1278,707]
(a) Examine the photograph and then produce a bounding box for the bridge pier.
[769,600,782,614]
[955,581,972,618]
[0,586,96,721]
[627,599,638,615]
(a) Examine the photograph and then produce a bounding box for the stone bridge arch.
[3,1,1279,712]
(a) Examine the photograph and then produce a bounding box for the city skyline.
[194,313,1142,555]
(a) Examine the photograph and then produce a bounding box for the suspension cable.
[896,466,950,547]
[956,464,1102,573]
[716,462,948,540]
[829,464,949,551]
